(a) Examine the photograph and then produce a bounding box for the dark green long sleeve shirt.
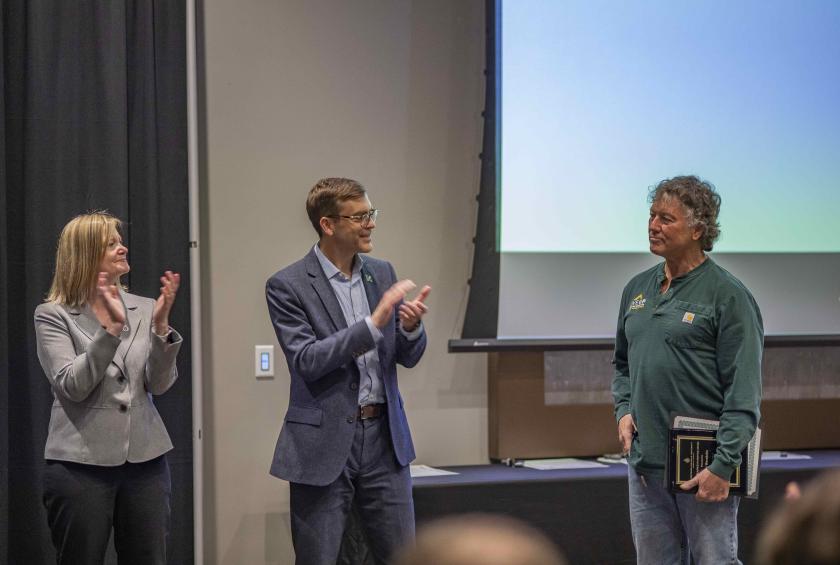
[612,258,763,481]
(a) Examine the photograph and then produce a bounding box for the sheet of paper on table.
[761,451,812,461]
[410,465,459,478]
[597,456,628,465]
[521,458,608,470]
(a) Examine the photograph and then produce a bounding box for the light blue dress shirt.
[314,245,421,406]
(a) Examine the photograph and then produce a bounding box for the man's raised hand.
[371,279,416,329]
[399,285,431,332]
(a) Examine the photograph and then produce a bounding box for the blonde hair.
[46,211,124,307]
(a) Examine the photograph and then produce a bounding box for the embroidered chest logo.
[682,312,695,324]
[629,293,646,311]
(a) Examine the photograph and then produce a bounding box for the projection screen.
[497,0,840,339]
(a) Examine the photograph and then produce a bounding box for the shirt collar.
[313,244,364,281]
[657,255,713,285]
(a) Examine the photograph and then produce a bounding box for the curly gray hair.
[649,175,721,251]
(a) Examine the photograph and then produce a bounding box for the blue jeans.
[627,464,741,565]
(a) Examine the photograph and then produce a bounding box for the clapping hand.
[398,285,431,332]
[94,272,126,336]
[152,271,180,335]
[371,279,416,329]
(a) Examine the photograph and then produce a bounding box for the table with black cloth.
[407,450,840,565]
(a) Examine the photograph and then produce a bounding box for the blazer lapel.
[361,262,386,357]
[70,305,103,341]
[113,292,142,376]
[361,262,381,318]
[305,250,347,332]
[70,295,140,377]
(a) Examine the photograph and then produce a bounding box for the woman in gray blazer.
[34,211,182,565]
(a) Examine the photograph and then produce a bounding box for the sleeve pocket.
[284,405,323,426]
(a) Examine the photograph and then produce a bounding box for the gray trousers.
[289,416,414,565]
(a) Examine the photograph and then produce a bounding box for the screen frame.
[455,0,840,348]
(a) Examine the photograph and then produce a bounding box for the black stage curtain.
[1,2,192,563]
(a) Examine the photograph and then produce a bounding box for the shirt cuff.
[708,457,735,482]
[364,316,384,343]
[153,326,172,338]
[153,327,180,344]
[94,326,122,347]
[615,404,631,423]
[399,321,424,341]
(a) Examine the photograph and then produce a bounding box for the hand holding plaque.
[666,415,761,499]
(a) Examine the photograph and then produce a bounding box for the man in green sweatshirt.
[612,175,763,565]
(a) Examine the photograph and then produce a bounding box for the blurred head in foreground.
[755,469,840,565]
[393,513,567,565]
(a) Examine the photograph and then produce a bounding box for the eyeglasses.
[329,209,379,227]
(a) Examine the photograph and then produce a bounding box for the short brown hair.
[46,211,124,307]
[755,470,840,564]
[649,175,721,251]
[306,177,366,236]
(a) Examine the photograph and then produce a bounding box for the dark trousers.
[290,416,414,565]
[42,455,171,565]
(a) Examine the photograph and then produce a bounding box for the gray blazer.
[34,291,182,466]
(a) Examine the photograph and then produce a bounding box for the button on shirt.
[314,245,423,406]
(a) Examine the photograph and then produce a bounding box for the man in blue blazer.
[266,177,431,565]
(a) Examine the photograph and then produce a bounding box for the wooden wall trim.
[488,351,840,460]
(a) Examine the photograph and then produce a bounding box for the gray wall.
[200,1,487,562]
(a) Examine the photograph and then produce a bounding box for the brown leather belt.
[358,403,386,420]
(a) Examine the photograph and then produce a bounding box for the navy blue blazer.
[265,249,426,486]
